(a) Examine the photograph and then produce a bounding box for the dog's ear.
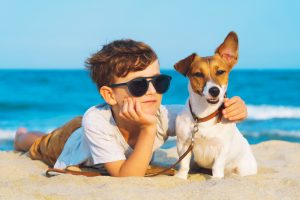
[174,53,196,76]
[215,31,239,68]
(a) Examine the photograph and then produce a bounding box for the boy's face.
[111,59,162,115]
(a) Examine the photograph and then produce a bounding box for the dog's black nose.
[209,87,220,97]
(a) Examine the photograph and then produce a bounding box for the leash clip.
[191,124,198,144]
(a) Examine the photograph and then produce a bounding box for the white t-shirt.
[54,103,183,172]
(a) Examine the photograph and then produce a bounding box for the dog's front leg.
[212,156,226,178]
[175,141,192,180]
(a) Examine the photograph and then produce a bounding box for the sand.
[1,140,300,200]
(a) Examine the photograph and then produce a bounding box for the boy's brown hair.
[85,39,158,89]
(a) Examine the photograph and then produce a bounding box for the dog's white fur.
[175,73,257,179]
[175,32,257,179]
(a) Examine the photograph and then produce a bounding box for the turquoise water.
[1,69,300,150]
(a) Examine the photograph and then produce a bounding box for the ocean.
[1,69,300,151]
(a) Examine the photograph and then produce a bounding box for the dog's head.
[174,31,238,104]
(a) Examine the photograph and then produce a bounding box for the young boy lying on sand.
[14,39,247,177]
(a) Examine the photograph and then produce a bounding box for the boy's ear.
[174,53,196,76]
[99,86,117,106]
[215,31,239,69]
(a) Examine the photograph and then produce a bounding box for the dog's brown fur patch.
[174,31,239,95]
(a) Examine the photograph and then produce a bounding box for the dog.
[174,31,257,179]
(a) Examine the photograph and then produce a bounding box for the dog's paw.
[175,171,188,180]
[212,171,224,178]
[212,165,225,178]
[211,175,224,179]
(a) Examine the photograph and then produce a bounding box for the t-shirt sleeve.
[82,109,126,165]
[160,104,184,137]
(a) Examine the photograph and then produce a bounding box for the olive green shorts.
[28,116,82,167]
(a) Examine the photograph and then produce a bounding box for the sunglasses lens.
[128,78,148,97]
[153,75,171,94]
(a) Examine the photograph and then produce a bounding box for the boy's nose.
[146,82,156,95]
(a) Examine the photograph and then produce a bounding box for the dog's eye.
[193,72,204,78]
[216,70,226,76]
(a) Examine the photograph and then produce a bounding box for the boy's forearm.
[118,125,156,177]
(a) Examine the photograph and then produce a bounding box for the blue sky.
[0,0,299,69]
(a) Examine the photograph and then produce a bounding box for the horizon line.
[0,67,300,71]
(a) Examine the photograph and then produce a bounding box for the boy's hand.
[119,97,157,128]
[222,96,247,122]
[106,97,157,177]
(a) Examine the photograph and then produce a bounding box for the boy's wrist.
[139,124,157,133]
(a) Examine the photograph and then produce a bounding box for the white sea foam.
[0,128,54,140]
[1,128,300,142]
[0,130,16,140]
[168,104,300,120]
[247,105,300,120]
[243,129,300,138]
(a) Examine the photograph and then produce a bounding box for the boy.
[14,39,247,177]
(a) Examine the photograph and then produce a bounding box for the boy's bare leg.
[14,127,45,152]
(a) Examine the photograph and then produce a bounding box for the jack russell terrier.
[174,32,257,179]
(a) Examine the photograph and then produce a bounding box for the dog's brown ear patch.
[215,31,239,68]
[174,53,196,76]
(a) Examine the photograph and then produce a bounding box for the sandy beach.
[0,140,300,200]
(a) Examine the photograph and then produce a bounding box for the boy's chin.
[142,106,160,115]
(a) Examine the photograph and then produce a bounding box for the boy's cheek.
[113,92,130,105]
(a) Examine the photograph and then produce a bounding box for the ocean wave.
[2,128,300,141]
[1,128,300,151]
[247,105,300,120]
[0,128,53,140]
[0,130,16,140]
[243,129,300,138]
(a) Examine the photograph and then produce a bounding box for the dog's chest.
[191,123,229,168]
[192,135,223,168]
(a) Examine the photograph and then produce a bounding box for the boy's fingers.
[223,104,247,121]
[223,108,241,119]
[224,96,242,108]
[222,96,247,121]
[228,111,247,122]
[127,98,139,120]
[224,97,229,103]
[119,112,126,119]
[135,99,143,117]
[223,102,240,115]
[223,97,245,114]
[121,98,130,118]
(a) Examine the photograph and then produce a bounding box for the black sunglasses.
[109,74,172,97]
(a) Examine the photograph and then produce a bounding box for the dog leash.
[46,167,101,177]
[45,120,212,178]
[45,135,197,178]
[147,101,225,176]
[145,125,197,177]
[46,102,225,178]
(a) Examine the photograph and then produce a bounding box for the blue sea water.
[0,69,300,150]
